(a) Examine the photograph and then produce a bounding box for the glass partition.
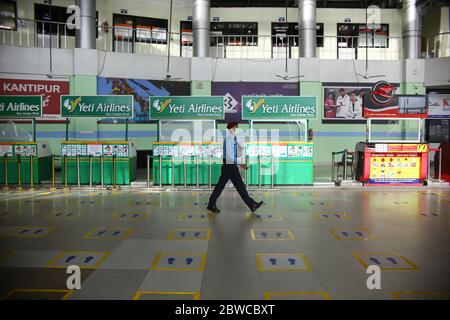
[250,120,307,142]
[367,118,423,143]
[159,120,216,142]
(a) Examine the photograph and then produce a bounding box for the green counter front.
[0,142,52,185]
[245,142,314,185]
[153,141,314,186]
[152,142,222,185]
[61,141,136,185]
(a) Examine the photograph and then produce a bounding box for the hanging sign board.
[149,96,225,120]
[60,95,134,118]
[0,95,42,118]
[241,96,317,120]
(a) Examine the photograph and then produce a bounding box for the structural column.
[75,0,96,49]
[298,0,317,58]
[193,0,210,57]
[402,0,421,59]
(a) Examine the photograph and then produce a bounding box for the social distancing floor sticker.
[132,291,200,300]
[167,229,211,240]
[47,251,110,269]
[178,213,215,222]
[2,226,55,238]
[251,229,294,240]
[247,212,283,222]
[111,212,148,221]
[43,212,79,219]
[2,289,74,300]
[150,253,207,271]
[353,252,419,271]
[313,213,351,220]
[329,228,377,240]
[264,292,330,300]
[256,253,313,272]
[84,227,133,240]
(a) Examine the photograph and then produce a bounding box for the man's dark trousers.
[208,164,256,209]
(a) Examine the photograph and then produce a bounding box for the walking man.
[207,122,263,213]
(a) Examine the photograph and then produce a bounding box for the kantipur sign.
[0,95,42,118]
[60,95,134,118]
[241,96,317,120]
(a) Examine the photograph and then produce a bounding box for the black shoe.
[207,204,220,213]
[251,201,264,212]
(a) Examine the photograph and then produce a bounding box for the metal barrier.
[171,155,175,188]
[159,155,162,188]
[29,155,34,190]
[147,155,151,189]
[245,155,249,189]
[64,155,68,189]
[89,155,93,188]
[3,155,8,190]
[209,155,212,190]
[51,155,56,190]
[76,155,81,189]
[17,155,22,190]
[195,155,199,189]
[183,155,187,189]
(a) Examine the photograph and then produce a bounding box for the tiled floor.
[0,188,449,300]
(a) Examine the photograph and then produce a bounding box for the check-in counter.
[245,141,314,185]
[61,141,137,185]
[152,142,222,186]
[0,141,52,185]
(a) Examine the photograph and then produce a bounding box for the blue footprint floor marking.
[387,257,397,264]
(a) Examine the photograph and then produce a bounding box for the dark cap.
[227,122,238,129]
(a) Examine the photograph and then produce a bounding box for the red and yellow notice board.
[362,144,428,185]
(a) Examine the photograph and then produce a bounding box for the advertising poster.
[428,93,450,119]
[97,77,190,122]
[363,81,427,118]
[323,85,371,120]
[369,155,421,184]
[212,82,299,122]
[0,78,69,118]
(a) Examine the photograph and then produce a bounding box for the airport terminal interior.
[0,0,450,301]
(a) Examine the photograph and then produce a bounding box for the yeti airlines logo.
[245,98,265,113]
[153,98,172,113]
[63,97,82,113]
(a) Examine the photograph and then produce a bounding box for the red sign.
[0,78,69,117]
[363,81,427,118]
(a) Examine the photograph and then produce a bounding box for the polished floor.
[0,187,449,300]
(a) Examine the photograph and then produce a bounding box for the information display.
[356,143,428,186]
[61,142,130,157]
[245,143,314,160]
[369,155,421,184]
[153,143,222,158]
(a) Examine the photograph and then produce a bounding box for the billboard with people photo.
[323,85,371,120]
